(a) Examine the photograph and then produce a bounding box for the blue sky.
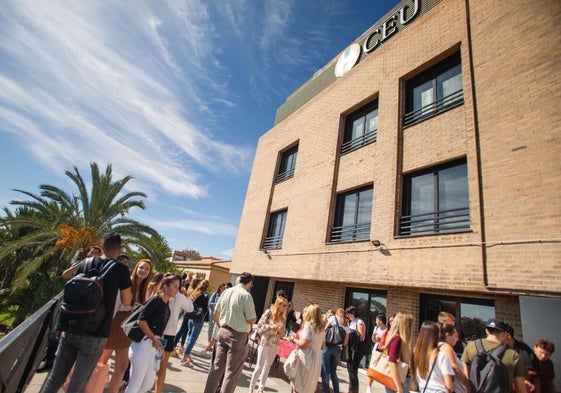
[0,1,400,259]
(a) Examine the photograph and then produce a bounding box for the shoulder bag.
[325,317,345,346]
[283,346,302,379]
[367,336,409,391]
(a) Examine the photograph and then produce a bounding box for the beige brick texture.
[232,0,561,328]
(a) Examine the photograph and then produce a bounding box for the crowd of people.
[38,233,557,393]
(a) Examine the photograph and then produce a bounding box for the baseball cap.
[486,318,507,331]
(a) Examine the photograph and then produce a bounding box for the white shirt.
[164,293,194,336]
[416,350,454,393]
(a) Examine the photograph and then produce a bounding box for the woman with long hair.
[384,312,414,393]
[125,275,180,393]
[439,323,469,393]
[100,258,152,393]
[153,274,193,393]
[180,279,209,365]
[321,307,350,393]
[345,305,367,393]
[249,296,287,393]
[412,321,454,393]
[288,303,325,393]
[146,272,164,299]
[173,276,202,353]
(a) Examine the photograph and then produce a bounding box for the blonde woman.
[288,303,325,393]
[250,296,287,393]
[384,312,414,393]
[180,279,209,365]
[174,276,202,352]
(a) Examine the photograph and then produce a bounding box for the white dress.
[290,323,326,393]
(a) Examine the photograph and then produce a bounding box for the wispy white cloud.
[0,0,252,200]
[146,217,238,237]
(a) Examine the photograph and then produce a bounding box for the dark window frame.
[420,294,495,351]
[403,52,463,127]
[330,185,373,243]
[276,144,298,183]
[263,209,287,250]
[341,100,378,155]
[400,159,470,236]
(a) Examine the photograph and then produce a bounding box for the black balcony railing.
[400,207,470,236]
[330,222,371,243]
[263,235,283,250]
[275,168,295,183]
[341,129,377,155]
[403,90,464,127]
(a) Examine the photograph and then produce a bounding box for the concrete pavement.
[26,323,384,393]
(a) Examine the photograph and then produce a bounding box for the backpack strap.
[475,338,485,354]
[490,343,507,359]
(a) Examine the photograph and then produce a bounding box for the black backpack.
[59,257,115,334]
[468,339,510,393]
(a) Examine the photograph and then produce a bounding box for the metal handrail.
[400,207,470,235]
[330,222,371,243]
[275,168,295,183]
[341,129,377,155]
[0,292,62,393]
[263,235,283,249]
[403,90,464,127]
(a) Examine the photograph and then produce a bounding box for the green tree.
[0,162,169,327]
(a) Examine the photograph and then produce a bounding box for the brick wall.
[232,0,561,329]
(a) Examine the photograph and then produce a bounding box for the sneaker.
[36,361,53,373]
[366,386,372,393]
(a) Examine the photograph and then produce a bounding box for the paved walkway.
[26,324,384,393]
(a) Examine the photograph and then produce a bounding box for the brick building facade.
[231,0,561,366]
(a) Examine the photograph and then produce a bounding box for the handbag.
[250,309,271,343]
[283,347,301,379]
[121,303,145,342]
[367,346,409,391]
[325,318,345,346]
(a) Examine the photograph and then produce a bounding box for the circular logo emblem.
[334,43,361,77]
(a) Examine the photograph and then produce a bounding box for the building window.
[276,144,298,183]
[404,52,463,127]
[345,287,387,363]
[401,159,469,236]
[331,186,373,243]
[341,100,378,154]
[420,294,495,351]
[263,210,287,249]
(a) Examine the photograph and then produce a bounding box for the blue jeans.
[183,318,204,356]
[322,345,341,393]
[174,315,190,347]
[40,332,106,393]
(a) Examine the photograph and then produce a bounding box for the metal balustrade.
[400,207,470,236]
[403,90,464,127]
[330,223,371,243]
[341,130,377,155]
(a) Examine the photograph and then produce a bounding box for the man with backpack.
[461,318,527,393]
[41,232,132,393]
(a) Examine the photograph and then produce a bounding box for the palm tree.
[0,163,167,323]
